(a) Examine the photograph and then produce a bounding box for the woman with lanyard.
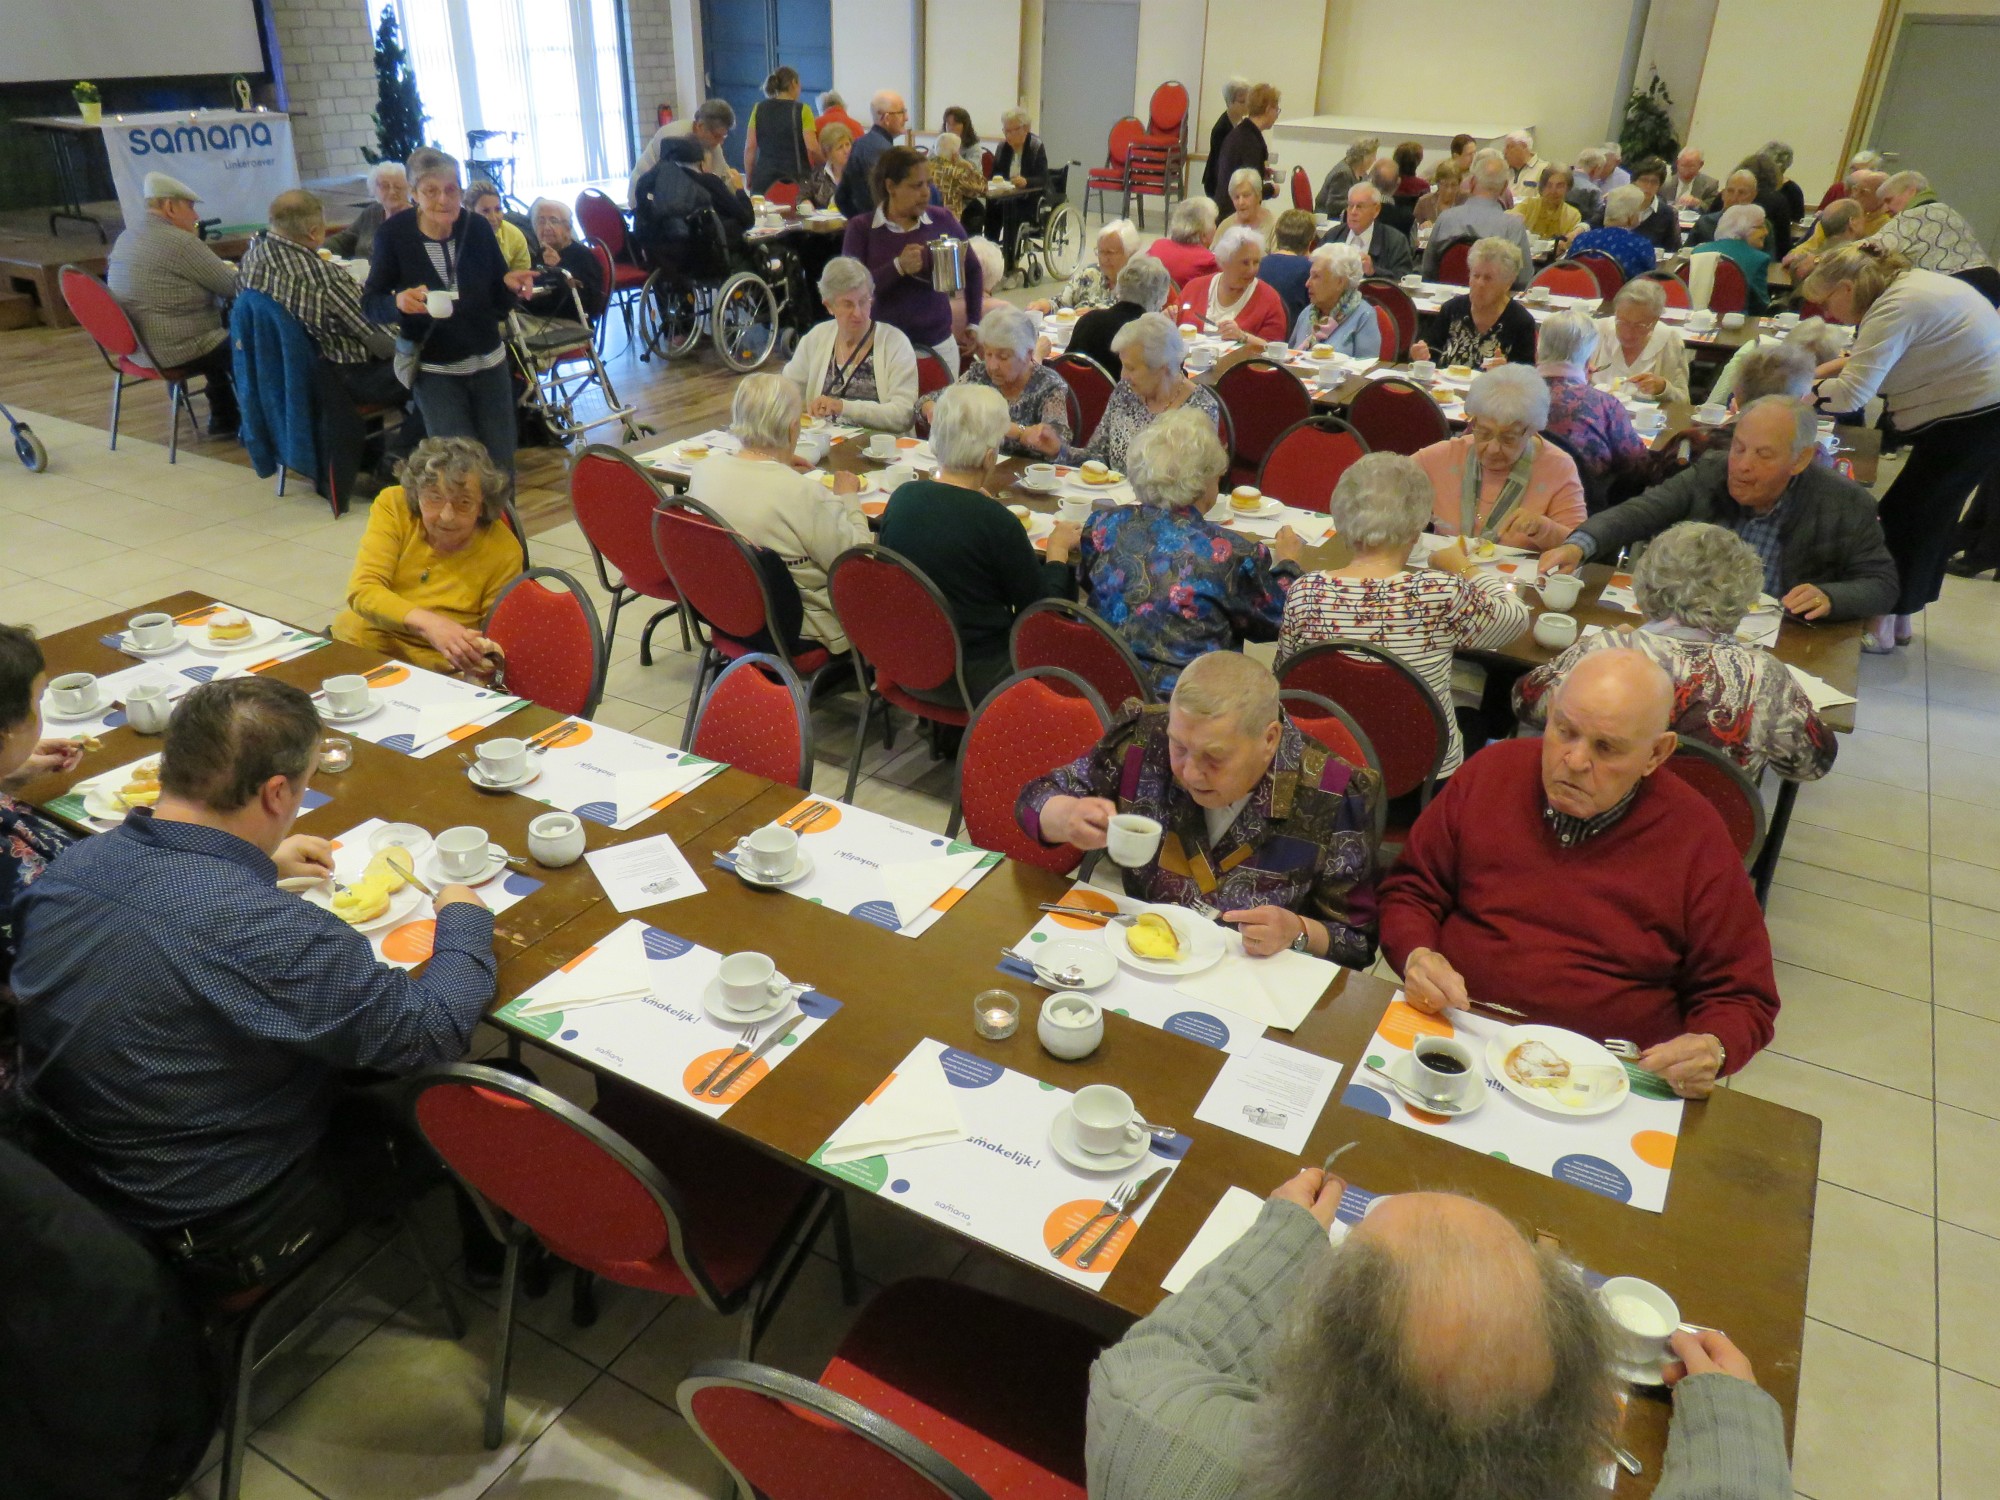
[1412,365,1586,551]
[744,65,821,197]
[781,256,921,433]
[364,148,536,467]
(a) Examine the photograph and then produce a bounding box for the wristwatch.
[1290,915,1312,954]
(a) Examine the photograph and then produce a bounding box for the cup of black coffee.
[1411,1035,1479,1108]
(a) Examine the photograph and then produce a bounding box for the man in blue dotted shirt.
[13,677,496,1281]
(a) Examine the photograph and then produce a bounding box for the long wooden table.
[24,592,1821,1492]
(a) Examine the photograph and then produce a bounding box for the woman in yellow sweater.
[333,437,524,673]
[1512,164,1582,249]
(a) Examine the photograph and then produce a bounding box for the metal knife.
[706,1005,803,1096]
[1075,1165,1172,1269]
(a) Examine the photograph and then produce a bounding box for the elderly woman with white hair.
[1029,218,1138,315]
[1517,522,1837,780]
[879,385,1081,702]
[1148,197,1221,288]
[1589,277,1691,402]
[1688,203,1774,313]
[512,197,606,334]
[1708,316,1844,411]
[1412,365,1586,550]
[1409,237,1536,368]
[1565,184,1659,281]
[1316,136,1380,218]
[926,132,987,225]
[931,304,1072,457]
[1281,453,1528,781]
[1248,240,1377,357]
[781,255,919,432]
[1077,408,1302,694]
[1536,310,1648,496]
[329,160,409,259]
[1057,311,1223,471]
[1181,224,1289,343]
[1217,168,1279,248]
[1203,77,1252,204]
[1067,254,1172,371]
[686,373,870,653]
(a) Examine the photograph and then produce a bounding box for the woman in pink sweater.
[1412,364,1586,552]
[1179,224,1289,344]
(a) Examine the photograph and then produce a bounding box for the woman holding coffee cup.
[0,625,81,1003]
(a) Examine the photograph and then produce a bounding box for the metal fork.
[1050,1177,1136,1260]
[692,1021,762,1093]
[781,800,831,831]
[1603,1038,1641,1060]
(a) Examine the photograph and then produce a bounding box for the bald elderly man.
[1381,650,1780,1097]
[1089,1166,1791,1498]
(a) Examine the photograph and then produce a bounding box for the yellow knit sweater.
[1512,196,1581,240]
[332,487,523,670]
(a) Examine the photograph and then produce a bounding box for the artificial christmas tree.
[362,5,429,165]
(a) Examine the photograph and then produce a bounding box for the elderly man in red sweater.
[1379,649,1779,1098]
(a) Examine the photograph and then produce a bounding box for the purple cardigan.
[840,206,982,353]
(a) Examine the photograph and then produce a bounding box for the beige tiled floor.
[5,390,1998,1498]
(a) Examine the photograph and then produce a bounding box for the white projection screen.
[0,0,266,84]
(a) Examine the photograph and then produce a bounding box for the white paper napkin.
[1174,938,1339,1031]
[516,923,656,1016]
[614,767,687,823]
[879,850,985,928]
[412,700,483,751]
[1786,663,1857,710]
[821,1057,966,1163]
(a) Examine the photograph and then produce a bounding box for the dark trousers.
[1882,405,2000,613]
[319,358,424,504]
[1952,486,2000,571]
[413,361,516,470]
[181,340,240,431]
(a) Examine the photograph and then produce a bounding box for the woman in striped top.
[1278,453,1530,778]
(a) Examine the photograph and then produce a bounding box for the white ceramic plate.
[419,843,511,889]
[467,762,544,792]
[185,614,285,655]
[1220,497,1286,520]
[1028,938,1119,990]
[1110,903,1226,978]
[77,755,163,821]
[300,880,425,934]
[41,689,107,723]
[1485,1023,1631,1117]
[119,627,187,656]
[319,697,384,724]
[1373,1052,1486,1117]
[700,974,804,1024]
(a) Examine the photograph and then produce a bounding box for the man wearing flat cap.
[106,171,241,438]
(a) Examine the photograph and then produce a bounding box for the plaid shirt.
[1542,783,1640,847]
[238,230,392,365]
[105,212,237,368]
[1731,486,1794,597]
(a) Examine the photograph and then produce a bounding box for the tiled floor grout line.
[1917,637,1948,1497]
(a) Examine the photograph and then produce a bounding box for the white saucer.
[1028,938,1119,990]
[1016,475,1060,494]
[1612,1352,1672,1388]
[320,697,383,724]
[368,823,434,860]
[1375,1053,1485,1117]
[41,691,106,722]
[1048,1110,1150,1173]
[731,847,816,888]
[420,843,510,888]
[700,974,805,1024]
[467,762,543,792]
[120,630,185,656]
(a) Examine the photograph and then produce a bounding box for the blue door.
[699,0,834,169]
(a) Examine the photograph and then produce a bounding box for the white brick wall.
[625,0,680,146]
[272,0,381,180]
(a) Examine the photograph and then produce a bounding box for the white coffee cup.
[1533,612,1580,649]
[1410,359,1437,383]
[1599,1276,1681,1372]
[1400,273,1423,289]
[1538,573,1584,611]
[1721,311,1746,329]
[1410,1035,1480,1108]
[436,825,494,880]
[127,612,177,650]
[1070,1083,1147,1155]
[1038,992,1104,1061]
[425,289,455,319]
[866,433,898,459]
[527,811,587,868]
[742,822,801,879]
[125,683,173,734]
[475,736,528,783]
[322,674,371,716]
[1057,494,1091,524]
[1106,812,1164,867]
[48,673,99,715]
[1687,309,1716,330]
[1695,403,1730,425]
[1526,285,1551,304]
[1023,462,1057,488]
[1774,311,1800,329]
[718,951,791,1012]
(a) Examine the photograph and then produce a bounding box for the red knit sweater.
[1379,740,1779,1070]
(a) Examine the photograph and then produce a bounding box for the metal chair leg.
[831,1193,861,1307]
[842,692,876,802]
[218,1293,281,1500]
[168,383,183,463]
[484,1230,525,1449]
[109,374,123,450]
[397,1201,467,1340]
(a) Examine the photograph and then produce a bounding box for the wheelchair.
[503,267,649,448]
[1008,163,1084,287]
[465,129,529,216]
[634,207,804,373]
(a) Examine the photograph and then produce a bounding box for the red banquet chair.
[913,352,954,436]
[1047,351,1115,444]
[690,652,815,790]
[1125,81,1190,229]
[1660,738,1767,869]
[1213,357,1312,487]
[1569,248,1625,298]
[1346,377,1450,456]
[764,180,800,208]
[1640,269,1692,309]
[980,148,996,180]
[1280,687,1387,840]
[1277,640,1448,840]
[1372,302,1400,360]
[408,1064,853,1449]
[61,265,209,461]
[1359,278,1419,361]
[1433,236,1477,286]
[1290,164,1313,212]
[1009,597,1154,711]
[483,567,607,719]
[1257,415,1369,512]
[1531,260,1603,299]
[1704,254,1751,315]
[678,1277,1107,1500]
[653,496,850,746]
[949,666,1110,862]
[828,545,974,801]
[576,188,650,343]
[1084,117,1146,223]
[568,445,686,663]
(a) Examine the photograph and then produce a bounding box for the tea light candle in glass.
[973,989,1020,1040]
[318,736,353,774]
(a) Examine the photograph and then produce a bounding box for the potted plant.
[73,81,102,125]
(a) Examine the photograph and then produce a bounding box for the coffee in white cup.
[322,674,371,715]
[125,683,173,734]
[1774,311,1800,329]
[866,433,899,459]
[1539,573,1584,611]
[47,673,99,716]
[475,737,528,783]
[436,825,492,880]
[127,612,177,650]
[425,289,455,319]
[743,822,801,878]
[1023,463,1057,488]
[1533,612,1580,649]
[718,951,790,1011]
[1409,359,1437,383]
[1410,1035,1480,1108]
[1400,273,1423,289]
[1070,1083,1147,1155]
[1106,812,1164,867]
[1598,1275,1681,1372]
[1721,312,1746,329]
[1686,309,1716,330]
[527,811,586,867]
[1057,493,1091,524]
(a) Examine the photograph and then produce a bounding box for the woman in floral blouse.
[1045,312,1222,472]
[1409,237,1537,368]
[1536,310,1649,500]
[925,304,1071,458]
[1077,407,1302,694]
[1514,521,1838,780]
[1029,219,1138,315]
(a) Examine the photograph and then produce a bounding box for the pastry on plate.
[331,876,392,924]
[206,611,252,643]
[1504,1037,1571,1088]
[1126,912,1183,961]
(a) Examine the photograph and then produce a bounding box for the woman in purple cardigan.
[839,145,983,373]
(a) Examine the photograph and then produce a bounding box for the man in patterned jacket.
[1017,649,1381,968]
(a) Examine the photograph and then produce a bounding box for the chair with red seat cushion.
[1277,640,1448,839]
[828,545,974,801]
[912,352,954,436]
[409,1064,851,1448]
[569,445,686,664]
[1213,357,1313,487]
[576,189,649,346]
[1290,164,1312,212]
[1569,248,1626,298]
[1280,687,1386,839]
[1532,260,1603,299]
[679,1277,1108,1500]
[1703,254,1750,314]
[1371,302,1400,361]
[61,265,206,461]
[1126,83,1190,230]
[1144,80,1190,142]
[1640,269,1692,309]
[483,567,607,719]
[1047,351,1115,443]
[1084,117,1146,223]
[764,180,800,208]
[980,148,996,180]
[1433,236,1478,286]
[1257,415,1369,512]
[1660,738,1767,869]
[1009,597,1154,711]
[1358,277,1419,361]
[690,652,814,789]
[653,497,849,744]
[948,667,1110,862]
[1346,377,1450,456]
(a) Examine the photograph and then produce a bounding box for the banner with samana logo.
[102,110,300,230]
